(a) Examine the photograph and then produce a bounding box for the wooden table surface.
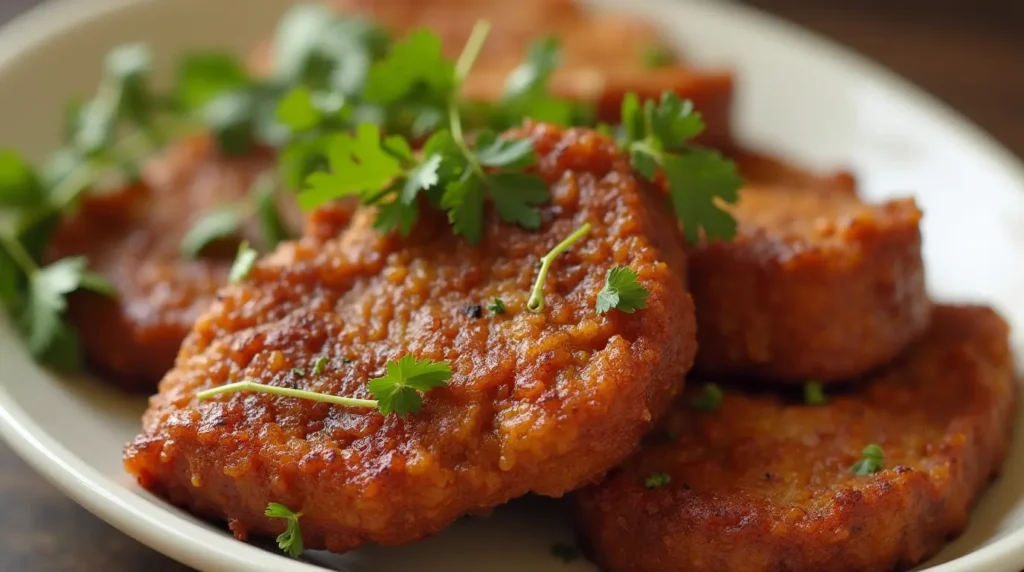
[0,0,1021,570]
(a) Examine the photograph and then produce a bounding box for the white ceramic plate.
[0,0,1022,570]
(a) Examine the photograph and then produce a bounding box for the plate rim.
[0,0,1021,570]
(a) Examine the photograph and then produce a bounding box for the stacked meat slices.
[574,154,1017,571]
[116,2,1015,570]
[61,0,734,393]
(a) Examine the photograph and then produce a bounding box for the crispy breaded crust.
[47,137,295,391]
[689,154,929,382]
[575,305,1016,572]
[124,123,696,552]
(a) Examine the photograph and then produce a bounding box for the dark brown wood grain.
[0,0,1021,570]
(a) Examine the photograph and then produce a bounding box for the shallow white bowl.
[0,0,1022,570]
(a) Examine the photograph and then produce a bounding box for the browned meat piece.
[47,136,344,391]
[575,304,1016,572]
[251,0,735,147]
[689,151,928,383]
[123,123,697,552]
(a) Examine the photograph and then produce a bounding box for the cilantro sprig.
[196,354,452,417]
[596,266,650,315]
[618,92,742,243]
[179,172,291,258]
[265,502,304,558]
[294,21,553,245]
[851,444,885,476]
[644,471,672,489]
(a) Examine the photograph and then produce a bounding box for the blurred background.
[0,0,1020,570]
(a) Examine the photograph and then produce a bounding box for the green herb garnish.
[197,354,451,418]
[227,241,258,284]
[294,21,553,245]
[619,91,742,243]
[265,502,304,558]
[595,266,650,315]
[312,355,328,376]
[367,355,453,416]
[804,381,827,405]
[488,298,506,315]
[644,471,672,489]
[851,444,884,475]
[527,223,592,313]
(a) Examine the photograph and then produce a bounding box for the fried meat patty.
[575,305,1016,572]
[124,123,697,552]
[690,155,928,383]
[253,0,734,147]
[48,136,326,391]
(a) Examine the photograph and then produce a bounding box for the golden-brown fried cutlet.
[123,123,697,553]
[689,152,928,383]
[47,136,298,391]
[575,305,1016,572]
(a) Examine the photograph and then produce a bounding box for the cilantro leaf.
[367,355,452,416]
[374,198,419,237]
[175,52,251,111]
[298,124,404,210]
[500,37,577,127]
[618,91,742,244]
[401,154,442,205]
[35,321,83,373]
[271,3,337,84]
[202,91,256,156]
[851,444,885,476]
[595,266,650,315]
[804,381,827,405]
[275,86,322,132]
[504,36,560,99]
[228,241,258,284]
[0,150,44,207]
[475,132,537,169]
[105,43,154,127]
[441,174,485,244]
[364,29,454,105]
[663,150,742,243]
[279,138,328,190]
[488,298,506,314]
[650,92,705,147]
[179,206,242,258]
[644,471,672,489]
[265,503,304,559]
[22,257,87,357]
[488,172,548,230]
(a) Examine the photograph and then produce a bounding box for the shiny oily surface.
[0,0,1022,571]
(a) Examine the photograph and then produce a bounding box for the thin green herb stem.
[527,223,592,313]
[196,380,379,410]
[0,231,39,275]
[449,20,492,179]
[454,20,492,84]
